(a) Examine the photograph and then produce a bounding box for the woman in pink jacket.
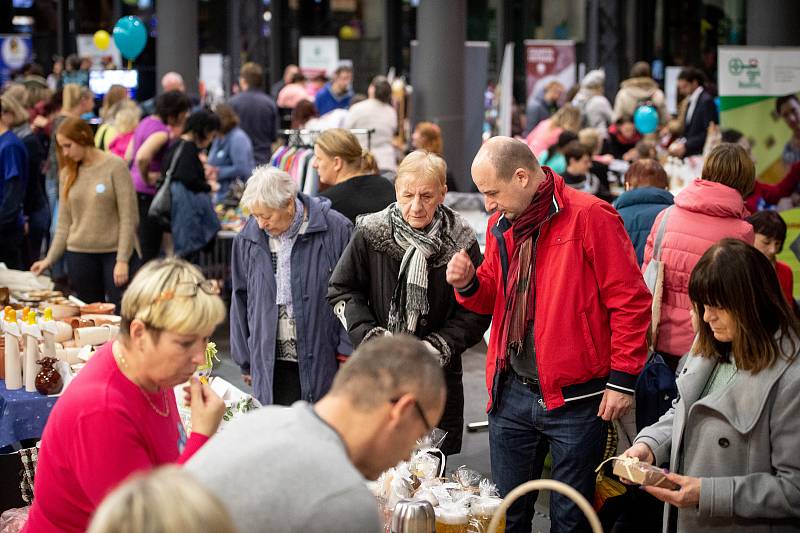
[642,143,755,369]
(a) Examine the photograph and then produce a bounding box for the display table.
[0,380,57,448]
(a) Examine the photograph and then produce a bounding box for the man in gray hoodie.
[186,335,446,533]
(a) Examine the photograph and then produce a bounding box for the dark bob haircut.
[688,238,798,373]
[747,210,788,248]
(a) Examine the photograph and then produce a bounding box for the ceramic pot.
[35,357,63,395]
[80,302,116,315]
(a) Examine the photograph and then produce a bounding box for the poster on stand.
[76,34,123,70]
[0,34,32,86]
[718,46,800,183]
[299,37,340,78]
[524,40,576,104]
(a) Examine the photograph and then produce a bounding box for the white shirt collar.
[685,86,705,125]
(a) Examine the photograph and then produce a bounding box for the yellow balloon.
[93,30,111,51]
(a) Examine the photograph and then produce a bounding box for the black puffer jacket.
[327,204,491,456]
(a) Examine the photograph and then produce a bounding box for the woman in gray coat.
[230,166,353,406]
[624,238,800,532]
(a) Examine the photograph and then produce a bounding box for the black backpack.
[635,352,678,433]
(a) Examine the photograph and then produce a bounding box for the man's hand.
[643,472,701,508]
[597,389,633,421]
[446,249,476,289]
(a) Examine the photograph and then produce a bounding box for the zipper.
[530,204,558,411]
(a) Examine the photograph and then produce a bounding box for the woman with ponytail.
[314,128,395,223]
[31,117,138,309]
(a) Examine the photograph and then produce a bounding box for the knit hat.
[581,69,605,89]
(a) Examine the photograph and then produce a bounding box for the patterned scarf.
[387,204,443,334]
[500,170,556,365]
[269,197,305,316]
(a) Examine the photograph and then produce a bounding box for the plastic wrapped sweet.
[435,503,470,533]
[468,479,505,533]
[387,462,416,510]
[453,465,483,493]
[611,456,678,489]
[0,506,29,533]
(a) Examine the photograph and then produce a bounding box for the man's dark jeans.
[489,371,607,533]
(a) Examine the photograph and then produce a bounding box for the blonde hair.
[578,128,601,154]
[700,142,755,198]
[87,466,237,533]
[62,83,82,112]
[1,94,29,127]
[551,104,581,132]
[3,84,28,108]
[314,128,377,175]
[100,85,129,120]
[120,258,226,339]
[395,150,447,189]
[112,102,141,134]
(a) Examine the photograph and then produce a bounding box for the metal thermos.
[391,499,436,533]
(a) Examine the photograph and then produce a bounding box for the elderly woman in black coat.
[328,150,490,456]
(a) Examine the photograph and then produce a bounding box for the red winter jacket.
[456,171,651,412]
[642,179,754,357]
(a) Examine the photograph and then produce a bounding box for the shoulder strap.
[164,140,186,181]
[653,206,673,262]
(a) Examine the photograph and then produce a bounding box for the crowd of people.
[2,54,800,533]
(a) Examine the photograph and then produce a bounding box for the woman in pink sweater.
[642,143,755,369]
[24,258,227,533]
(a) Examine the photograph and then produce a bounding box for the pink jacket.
[525,119,562,158]
[642,179,753,356]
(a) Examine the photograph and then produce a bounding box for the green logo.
[728,57,745,75]
[728,56,761,89]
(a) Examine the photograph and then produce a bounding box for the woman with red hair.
[31,117,138,308]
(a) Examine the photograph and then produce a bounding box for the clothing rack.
[278,128,375,151]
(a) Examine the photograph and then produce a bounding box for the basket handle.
[487,479,603,533]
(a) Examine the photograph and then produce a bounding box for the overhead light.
[263,11,272,22]
[12,16,34,26]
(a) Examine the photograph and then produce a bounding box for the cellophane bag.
[0,507,29,533]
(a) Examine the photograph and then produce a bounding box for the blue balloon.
[113,16,147,60]
[633,105,659,135]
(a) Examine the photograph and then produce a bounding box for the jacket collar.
[239,193,330,245]
[494,167,562,234]
[687,333,800,433]
[358,203,477,268]
[613,187,674,210]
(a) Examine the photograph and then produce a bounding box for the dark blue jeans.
[489,372,606,533]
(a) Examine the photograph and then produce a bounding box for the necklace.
[113,343,171,418]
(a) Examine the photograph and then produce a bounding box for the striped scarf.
[387,204,443,334]
[500,171,556,364]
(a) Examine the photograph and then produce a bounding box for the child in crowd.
[746,210,796,308]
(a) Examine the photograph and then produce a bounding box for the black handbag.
[147,140,185,229]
